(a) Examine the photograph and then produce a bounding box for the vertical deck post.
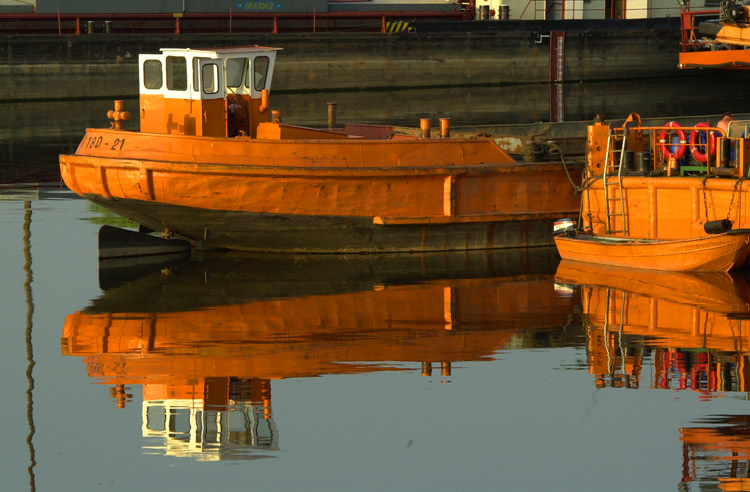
[443,175,456,216]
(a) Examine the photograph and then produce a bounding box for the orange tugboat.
[58,46,580,253]
[566,110,750,271]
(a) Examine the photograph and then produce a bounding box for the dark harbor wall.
[0,23,682,101]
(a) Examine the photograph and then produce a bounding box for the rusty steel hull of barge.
[78,198,560,253]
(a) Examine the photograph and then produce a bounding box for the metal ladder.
[602,126,628,235]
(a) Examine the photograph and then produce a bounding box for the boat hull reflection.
[555,260,750,390]
[681,415,750,490]
[62,248,578,460]
[557,260,750,487]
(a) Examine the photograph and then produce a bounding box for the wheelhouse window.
[202,63,219,94]
[251,56,270,91]
[166,56,187,91]
[192,58,203,92]
[226,58,247,88]
[143,60,163,90]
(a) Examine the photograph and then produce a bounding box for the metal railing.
[0,4,478,35]
[520,0,682,20]
[680,7,721,51]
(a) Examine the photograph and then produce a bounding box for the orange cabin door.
[197,58,227,137]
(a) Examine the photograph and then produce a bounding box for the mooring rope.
[546,141,584,194]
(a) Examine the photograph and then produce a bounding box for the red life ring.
[688,122,717,164]
[658,121,687,159]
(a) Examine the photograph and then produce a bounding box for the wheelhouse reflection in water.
[138,379,277,461]
[61,248,577,461]
[555,260,750,488]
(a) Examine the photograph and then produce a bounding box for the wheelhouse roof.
[158,46,283,58]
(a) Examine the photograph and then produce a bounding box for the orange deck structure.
[58,46,581,253]
[679,3,750,70]
[576,112,750,272]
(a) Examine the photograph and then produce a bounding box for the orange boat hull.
[679,49,750,70]
[554,232,750,272]
[581,176,750,240]
[60,128,581,253]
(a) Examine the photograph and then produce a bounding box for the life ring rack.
[658,121,688,160]
[688,122,717,164]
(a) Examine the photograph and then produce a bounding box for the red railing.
[680,7,721,51]
[520,0,683,20]
[0,3,478,35]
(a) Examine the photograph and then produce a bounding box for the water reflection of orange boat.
[681,416,750,490]
[555,260,750,390]
[558,262,750,489]
[58,46,581,253]
[62,249,577,460]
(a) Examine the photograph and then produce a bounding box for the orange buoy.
[689,122,716,164]
[658,121,687,160]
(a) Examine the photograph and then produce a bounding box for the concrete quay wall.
[0,29,681,101]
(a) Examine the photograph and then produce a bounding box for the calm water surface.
[5,80,750,491]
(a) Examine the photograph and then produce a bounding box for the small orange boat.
[58,46,581,253]
[554,229,750,272]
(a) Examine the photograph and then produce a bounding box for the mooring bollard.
[440,118,451,138]
[420,118,431,138]
[107,100,131,130]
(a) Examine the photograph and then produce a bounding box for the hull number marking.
[84,135,126,151]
